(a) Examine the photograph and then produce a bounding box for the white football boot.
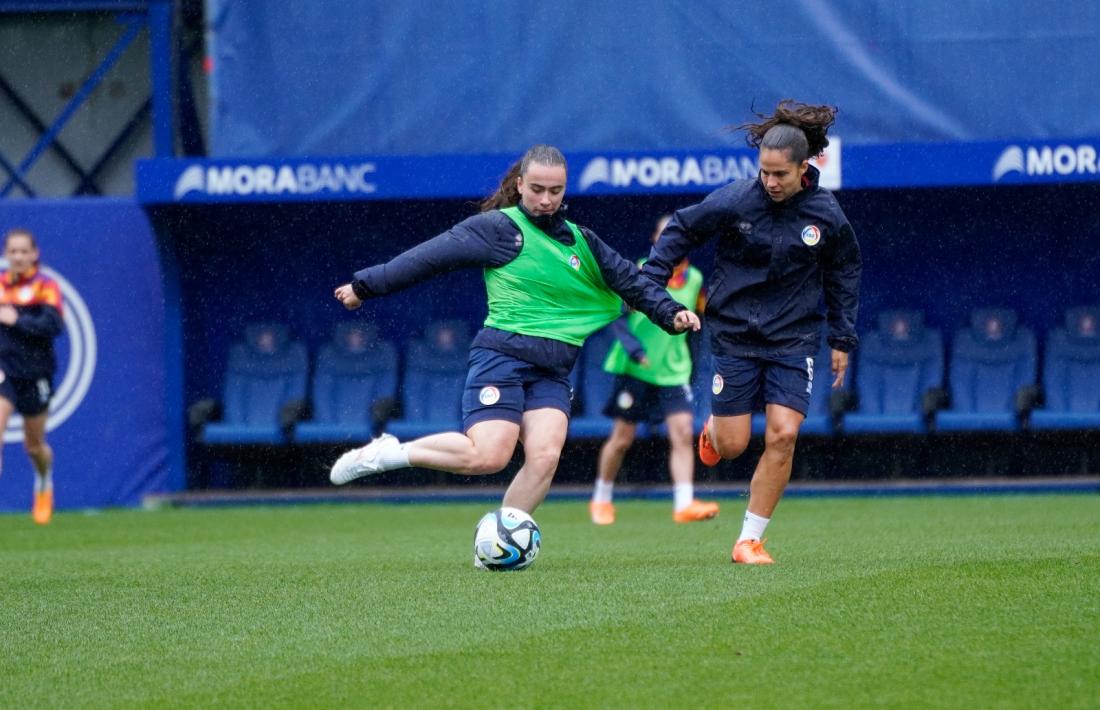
[329,433,400,485]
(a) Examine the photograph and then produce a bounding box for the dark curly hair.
[479,144,567,212]
[737,100,838,162]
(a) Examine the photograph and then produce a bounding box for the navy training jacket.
[642,166,861,358]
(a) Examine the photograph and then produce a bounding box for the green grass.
[2,495,1098,708]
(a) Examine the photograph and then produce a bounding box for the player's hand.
[673,310,701,332]
[0,304,17,326]
[637,355,651,368]
[334,283,363,310]
[831,349,849,388]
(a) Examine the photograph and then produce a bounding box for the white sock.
[378,441,411,469]
[592,479,614,504]
[673,483,694,512]
[35,468,53,494]
[738,510,770,542]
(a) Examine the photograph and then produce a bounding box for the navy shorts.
[0,373,53,417]
[709,353,815,417]
[602,375,693,425]
[462,347,573,431]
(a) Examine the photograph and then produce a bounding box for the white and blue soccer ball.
[473,507,541,571]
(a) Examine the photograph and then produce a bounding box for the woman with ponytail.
[330,145,700,554]
[642,100,862,565]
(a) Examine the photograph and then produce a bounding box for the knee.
[667,423,693,450]
[524,446,562,478]
[765,425,799,457]
[713,430,749,460]
[605,429,635,455]
[464,448,513,475]
[24,439,47,459]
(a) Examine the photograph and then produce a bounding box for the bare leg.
[407,420,520,475]
[23,413,53,480]
[664,411,694,485]
[596,419,636,484]
[0,397,12,479]
[746,403,804,518]
[502,408,568,513]
[708,413,752,460]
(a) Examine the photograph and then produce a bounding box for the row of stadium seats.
[190,306,1100,447]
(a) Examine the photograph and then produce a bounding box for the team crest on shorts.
[479,386,500,405]
[568,254,581,270]
[801,225,821,246]
[711,374,724,395]
[616,390,635,410]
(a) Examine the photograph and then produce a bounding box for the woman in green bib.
[589,215,719,525]
[330,145,700,517]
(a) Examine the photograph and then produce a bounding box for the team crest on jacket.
[712,374,724,395]
[568,255,581,270]
[801,225,821,246]
[479,386,500,405]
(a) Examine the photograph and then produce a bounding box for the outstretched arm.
[336,212,521,310]
[581,228,700,335]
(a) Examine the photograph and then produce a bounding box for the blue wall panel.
[0,199,174,512]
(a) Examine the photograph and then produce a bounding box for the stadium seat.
[199,323,309,445]
[935,308,1037,432]
[568,327,615,438]
[295,322,398,444]
[1031,306,1100,430]
[842,310,944,434]
[387,320,470,440]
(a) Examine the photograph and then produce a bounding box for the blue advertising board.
[0,199,178,512]
[136,137,1100,205]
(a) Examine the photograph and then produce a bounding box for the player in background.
[329,145,700,516]
[0,228,65,524]
[643,101,861,564]
[589,215,718,524]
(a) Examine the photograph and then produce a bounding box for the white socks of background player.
[673,483,694,512]
[738,510,770,542]
[592,479,614,504]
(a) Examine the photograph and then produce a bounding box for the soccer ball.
[473,507,541,571]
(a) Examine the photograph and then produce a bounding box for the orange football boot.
[698,420,721,466]
[673,499,720,523]
[732,538,774,565]
[32,489,53,525]
[589,501,616,525]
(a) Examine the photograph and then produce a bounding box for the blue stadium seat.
[936,308,1036,432]
[568,327,615,438]
[295,322,398,444]
[387,320,470,440]
[842,310,943,434]
[1031,306,1100,431]
[201,323,308,445]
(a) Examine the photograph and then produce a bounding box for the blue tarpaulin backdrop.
[206,1,1099,157]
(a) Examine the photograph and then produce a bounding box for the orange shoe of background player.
[732,538,774,565]
[588,501,616,525]
[32,490,53,525]
[698,421,721,467]
[673,499,720,523]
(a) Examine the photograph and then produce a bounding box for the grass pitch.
[2,494,1098,708]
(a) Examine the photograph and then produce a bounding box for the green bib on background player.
[483,207,622,346]
[603,263,702,386]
